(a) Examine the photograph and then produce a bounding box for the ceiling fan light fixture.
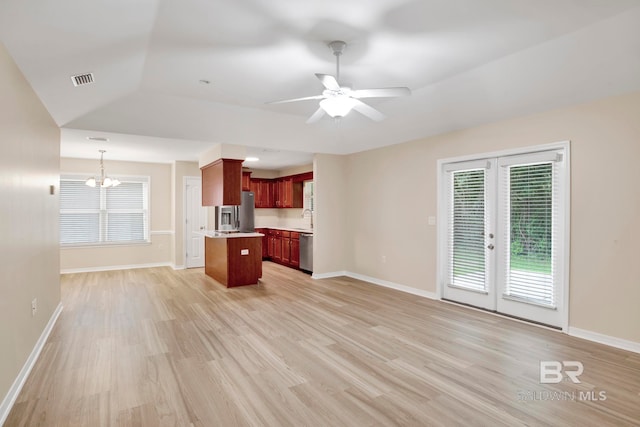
[319,96,357,118]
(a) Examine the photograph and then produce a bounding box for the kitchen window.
[60,175,150,246]
[303,180,314,211]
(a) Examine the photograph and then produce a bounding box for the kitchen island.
[202,231,264,287]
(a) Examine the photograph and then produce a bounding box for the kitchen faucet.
[301,208,313,229]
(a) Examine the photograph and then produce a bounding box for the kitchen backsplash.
[255,208,313,230]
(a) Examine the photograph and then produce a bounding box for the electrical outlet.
[31,298,37,316]
[381,255,386,263]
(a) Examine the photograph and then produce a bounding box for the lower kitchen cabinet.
[255,228,269,259]
[290,234,300,268]
[261,228,302,270]
[280,231,291,264]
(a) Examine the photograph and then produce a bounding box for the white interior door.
[440,145,569,328]
[185,177,207,268]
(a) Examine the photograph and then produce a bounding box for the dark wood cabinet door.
[282,178,292,208]
[262,234,268,258]
[281,238,291,264]
[290,237,300,268]
[255,229,268,258]
[267,234,274,258]
[249,179,260,206]
[281,231,291,263]
[273,179,281,207]
[242,171,252,192]
[263,180,274,207]
[259,179,273,208]
[273,233,282,262]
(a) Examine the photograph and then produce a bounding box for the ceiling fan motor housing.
[329,40,346,56]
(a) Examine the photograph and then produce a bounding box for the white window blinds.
[448,168,487,291]
[303,181,314,211]
[60,176,150,246]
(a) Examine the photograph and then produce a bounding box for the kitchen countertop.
[199,231,264,239]
[255,226,313,234]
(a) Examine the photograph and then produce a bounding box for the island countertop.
[198,230,264,238]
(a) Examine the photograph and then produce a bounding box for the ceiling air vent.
[71,73,94,87]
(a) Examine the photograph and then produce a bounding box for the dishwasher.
[299,233,313,273]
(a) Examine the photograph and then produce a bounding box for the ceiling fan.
[268,40,411,123]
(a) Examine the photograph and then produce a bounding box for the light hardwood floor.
[6,263,640,426]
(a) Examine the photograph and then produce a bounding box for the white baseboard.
[311,270,437,300]
[345,272,438,300]
[569,327,640,354]
[0,302,63,426]
[172,264,186,270]
[60,262,173,274]
[311,271,347,280]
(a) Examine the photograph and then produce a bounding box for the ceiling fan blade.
[351,87,411,99]
[306,107,325,124]
[351,99,386,122]
[315,73,340,91]
[267,95,324,105]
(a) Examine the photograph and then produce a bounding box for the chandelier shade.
[85,150,120,188]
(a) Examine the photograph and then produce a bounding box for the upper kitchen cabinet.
[251,179,273,208]
[242,171,252,191]
[248,171,310,208]
[276,177,303,208]
[201,159,243,206]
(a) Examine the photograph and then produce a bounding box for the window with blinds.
[501,161,557,307]
[303,181,314,211]
[60,176,150,246]
[448,169,487,291]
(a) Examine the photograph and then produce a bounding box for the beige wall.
[343,91,640,343]
[59,158,172,271]
[0,43,61,411]
[313,154,348,274]
[172,161,201,268]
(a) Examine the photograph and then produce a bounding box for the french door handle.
[487,244,495,250]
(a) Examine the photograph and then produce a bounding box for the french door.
[440,145,569,328]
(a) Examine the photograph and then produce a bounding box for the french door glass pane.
[505,163,554,306]
[450,169,486,291]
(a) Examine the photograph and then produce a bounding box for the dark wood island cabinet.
[204,232,263,287]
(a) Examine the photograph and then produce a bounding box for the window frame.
[59,173,151,248]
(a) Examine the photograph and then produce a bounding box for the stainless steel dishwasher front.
[299,233,313,272]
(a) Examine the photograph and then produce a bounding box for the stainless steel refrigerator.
[238,191,255,232]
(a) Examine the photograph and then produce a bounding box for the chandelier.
[85,150,120,188]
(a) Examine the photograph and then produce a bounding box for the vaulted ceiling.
[1,0,640,165]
